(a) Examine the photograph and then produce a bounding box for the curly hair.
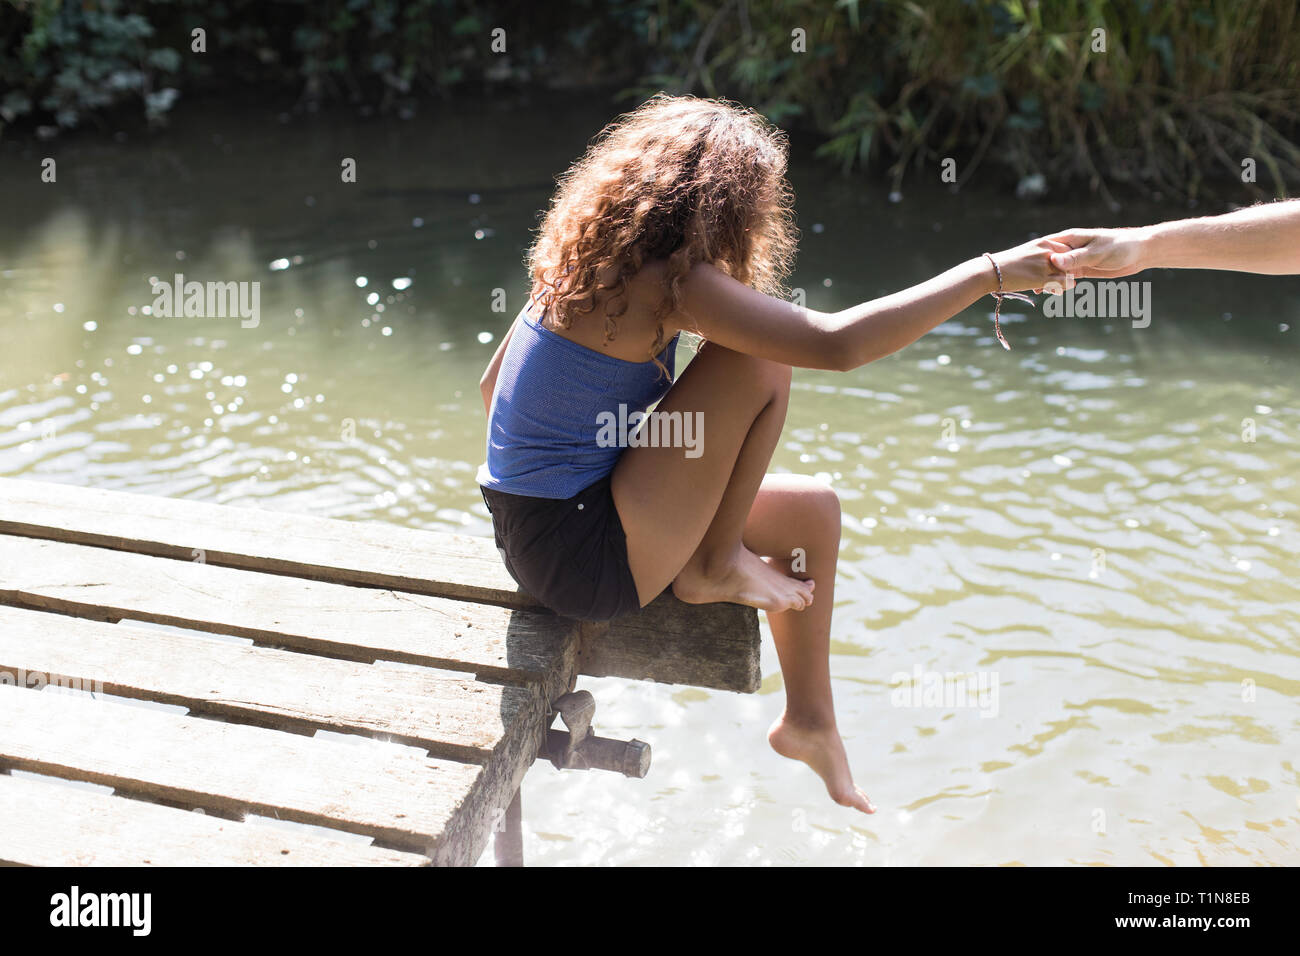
[525,93,798,375]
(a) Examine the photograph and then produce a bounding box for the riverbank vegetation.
[3,0,1297,201]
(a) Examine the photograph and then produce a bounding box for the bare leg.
[744,475,875,813]
[612,343,813,612]
[611,346,873,813]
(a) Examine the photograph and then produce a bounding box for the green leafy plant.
[2,0,1296,200]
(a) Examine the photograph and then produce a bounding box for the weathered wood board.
[0,604,536,764]
[0,475,767,866]
[0,533,575,690]
[0,773,429,867]
[0,477,760,692]
[0,682,493,864]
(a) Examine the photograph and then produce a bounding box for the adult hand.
[1044,227,1149,279]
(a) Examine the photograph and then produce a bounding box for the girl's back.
[477,277,681,499]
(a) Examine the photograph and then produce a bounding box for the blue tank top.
[476,299,680,498]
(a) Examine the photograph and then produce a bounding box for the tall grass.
[3,0,1297,200]
[630,0,1300,201]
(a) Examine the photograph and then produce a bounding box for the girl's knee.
[694,342,790,397]
[749,357,791,408]
[763,358,793,395]
[767,473,841,533]
[804,480,841,532]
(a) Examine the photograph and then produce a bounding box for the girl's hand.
[984,236,1076,294]
[1043,227,1149,279]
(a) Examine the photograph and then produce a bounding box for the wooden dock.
[0,477,759,866]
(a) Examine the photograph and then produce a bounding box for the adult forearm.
[1141,200,1300,275]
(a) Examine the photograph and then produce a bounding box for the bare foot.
[767,714,876,814]
[672,545,814,612]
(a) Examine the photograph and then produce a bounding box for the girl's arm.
[671,236,1070,372]
[479,315,519,414]
[1047,200,1300,278]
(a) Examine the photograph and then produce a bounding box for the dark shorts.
[479,474,643,622]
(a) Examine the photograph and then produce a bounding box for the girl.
[477,94,1070,814]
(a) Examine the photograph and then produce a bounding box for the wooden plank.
[0,604,539,764]
[0,588,566,865]
[0,477,760,692]
[0,543,570,862]
[0,534,577,694]
[586,594,762,694]
[0,476,520,604]
[0,773,429,866]
[0,682,492,864]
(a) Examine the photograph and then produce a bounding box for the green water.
[2,95,1298,865]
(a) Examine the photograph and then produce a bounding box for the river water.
[2,95,1297,865]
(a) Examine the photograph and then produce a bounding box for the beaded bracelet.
[982,252,1036,351]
